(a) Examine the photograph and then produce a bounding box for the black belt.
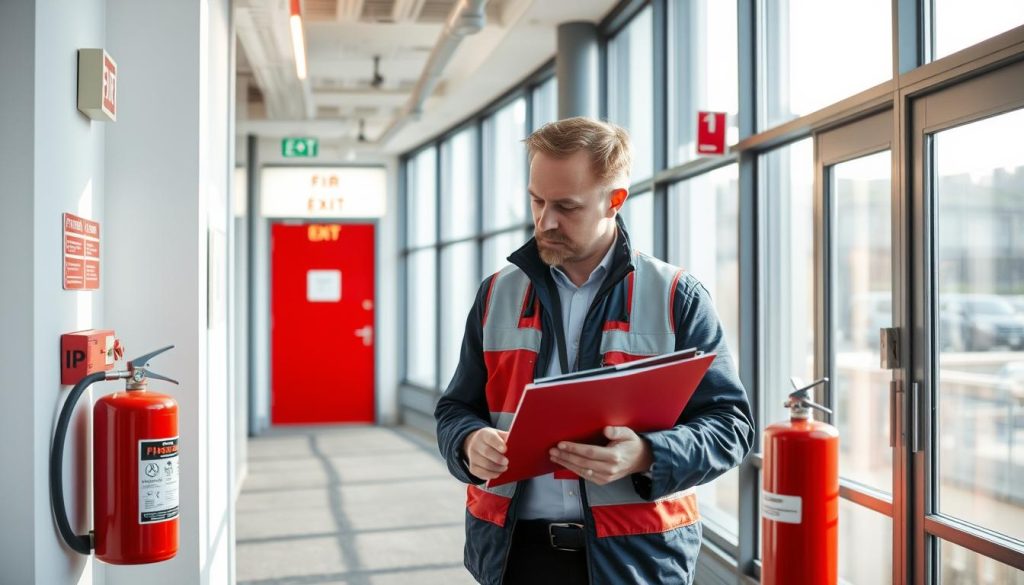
[516,519,586,552]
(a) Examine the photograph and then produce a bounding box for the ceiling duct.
[374,0,488,146]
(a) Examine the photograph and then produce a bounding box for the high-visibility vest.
[466,251,699,538]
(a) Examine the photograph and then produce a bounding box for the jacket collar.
[508,214,636,299]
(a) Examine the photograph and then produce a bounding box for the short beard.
[535,230,580,266]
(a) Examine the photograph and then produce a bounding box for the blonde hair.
[523,117,632,185]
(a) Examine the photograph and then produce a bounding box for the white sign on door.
[307,270,342,302]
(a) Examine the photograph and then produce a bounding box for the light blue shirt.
[517,235,617,521]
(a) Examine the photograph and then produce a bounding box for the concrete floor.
[236,425,478,585]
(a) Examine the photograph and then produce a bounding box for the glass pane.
[441,242,478,387]
[761,138,816,429]
[838,500,892,584]
[482,229,526,278]
[933,0,1024,60]
[440,128,477,241]
[940,539,1024,584]
[532,76,558,129]
[669,165,741,535]
[483,98,528,232]
[698,468,738,536]
[607,6,654,181]
[668,165,740,360]
[759,0,891,130]
[668,0,739,165]
[406,147,437,247]
[405,249,437,388]
[935,108,1024,542]
[832,151,893,493]
[618,190,653,257]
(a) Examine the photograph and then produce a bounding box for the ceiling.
[235,0,618,156]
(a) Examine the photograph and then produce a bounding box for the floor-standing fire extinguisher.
[50,345,180,564]
[762,377,839,585]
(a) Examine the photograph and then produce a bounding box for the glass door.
[817,110,900,584]
[911,59,1024,584]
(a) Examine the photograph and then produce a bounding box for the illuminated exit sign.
[282,137,319,158]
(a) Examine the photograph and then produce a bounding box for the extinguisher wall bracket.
[786,376,832,420]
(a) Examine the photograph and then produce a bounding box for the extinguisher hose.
[50,370,107,555]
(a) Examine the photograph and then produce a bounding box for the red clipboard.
[486,350,716,488]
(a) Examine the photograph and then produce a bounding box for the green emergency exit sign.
[282,137,319,158]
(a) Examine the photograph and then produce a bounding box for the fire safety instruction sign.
[139,437,179,524]
[63,212,100,290]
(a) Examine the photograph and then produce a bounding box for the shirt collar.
[550,231,618,291]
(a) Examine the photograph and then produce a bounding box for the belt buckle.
[548,522,584,552]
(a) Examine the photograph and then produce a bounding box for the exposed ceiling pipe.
[373,0,488,146]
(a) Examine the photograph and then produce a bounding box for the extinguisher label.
[761,491,802,524]
[139,437,179,524]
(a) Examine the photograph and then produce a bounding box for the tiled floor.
[236,425,478,585]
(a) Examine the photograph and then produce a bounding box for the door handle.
[353,325,373,347]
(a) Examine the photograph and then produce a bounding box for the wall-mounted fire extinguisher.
[50,345,180,564]
[761,377,839,585]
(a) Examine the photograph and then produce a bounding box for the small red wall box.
[61,329,117,385]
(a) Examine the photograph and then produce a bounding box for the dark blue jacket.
[435,218,754,584]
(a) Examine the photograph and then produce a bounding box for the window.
[441,242,478,387]
[406,249,437,388]
[761,138,816,429]
[483,230,527,278]
[669,164,741,535]
[668,0,739,164]
[441,128,477,241]
[607,6,654,181]
[934,108,1024,542]
[406,147,437,247]
[932,0,1024,60]
[759,0,891,129]
[483,98,529,232]
[532,76,558,129]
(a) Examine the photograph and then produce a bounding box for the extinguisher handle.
[50,370,107,555]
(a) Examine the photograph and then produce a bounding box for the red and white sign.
[102,53,117,120]
[63,213,101,290]
[697,111,727,156]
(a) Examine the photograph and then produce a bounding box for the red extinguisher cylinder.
[94,389,179,564]
[761,416,839,585]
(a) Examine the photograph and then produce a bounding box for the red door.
[271,223,375,424]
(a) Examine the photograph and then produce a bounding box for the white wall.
[104,0,234,584]
[0,1,235,583]
[240,139,401,430]
[0,0,109,582]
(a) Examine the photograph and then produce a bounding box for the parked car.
[940,294,1024,352]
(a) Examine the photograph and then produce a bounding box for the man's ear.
[610,188,629,212]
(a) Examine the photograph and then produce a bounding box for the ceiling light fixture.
[370,55,384,89]
[357,119,367,142]
[289,0,308,80]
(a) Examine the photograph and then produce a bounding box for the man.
[434,117,753,585]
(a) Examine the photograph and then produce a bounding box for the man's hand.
[550,426,653,485]
[463,428,509,480]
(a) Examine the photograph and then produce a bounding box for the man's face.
[528,151,622,267]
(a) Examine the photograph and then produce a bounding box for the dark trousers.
[502,520,589,585]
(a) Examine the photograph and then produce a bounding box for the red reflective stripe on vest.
[466,485,512,527]
[590,493,700,538]
[481,272,499,327]
[602,351,649,366]
[517,285,542,330]
[668,269,684,333]
[484,349,537,413]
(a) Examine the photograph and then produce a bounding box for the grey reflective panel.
[599,254,679,358]
[490,411,515,431]
[586,483,696,507]
[476,481,516,499]
[482,327,543,353]
[483,266,530,331]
